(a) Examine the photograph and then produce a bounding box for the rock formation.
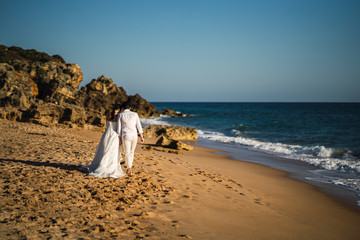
[156,136,194,151]
[0,45,82,106]
[76,76,159,118]
[0,45,182,128]
[162,108,189,117]
[143,125,197,140]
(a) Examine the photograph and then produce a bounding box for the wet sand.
[1,119,360,239]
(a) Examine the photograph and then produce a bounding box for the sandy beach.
[1,119,360,240]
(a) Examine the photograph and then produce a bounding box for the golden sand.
[1,119,359,239]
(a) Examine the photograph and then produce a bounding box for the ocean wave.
[140,116,360,191]
[140,116,171,126]
[305,177,360,191]
[197,129,360,176]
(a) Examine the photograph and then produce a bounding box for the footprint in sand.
[178,234,192,239]
[182,195,192,199]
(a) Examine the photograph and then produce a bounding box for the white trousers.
[122,135,138,168]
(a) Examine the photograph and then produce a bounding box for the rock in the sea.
[162,108,188,117]
[144,125,197,140]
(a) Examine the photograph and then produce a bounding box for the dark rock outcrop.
[0,45,184,128]
[162,108,189,117]
[126,94,159,118]
[77,75,128,115]
[76,75,159,118]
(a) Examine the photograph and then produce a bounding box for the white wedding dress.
[81,121,126,178]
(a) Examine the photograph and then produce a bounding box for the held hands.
[138,133,144,143]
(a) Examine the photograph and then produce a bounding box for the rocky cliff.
[0,45,176,128]
[77,76,158,118]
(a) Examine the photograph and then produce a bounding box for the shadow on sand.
[0,158,83,172]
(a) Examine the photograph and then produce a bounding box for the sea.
[141,102,360,206]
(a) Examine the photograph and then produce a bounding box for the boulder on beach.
[156,136,194,151]
[143,125,197,140]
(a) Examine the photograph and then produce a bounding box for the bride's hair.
[110,104,121,120]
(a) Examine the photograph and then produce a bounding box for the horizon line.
[149,101,360,103]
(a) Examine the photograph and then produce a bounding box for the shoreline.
[1,119,360,239]
[150,102,360,200]
[138,138,360,239]
[194,138,360,211]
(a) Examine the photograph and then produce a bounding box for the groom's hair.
[125,104,132,109]
[114,104,121,110]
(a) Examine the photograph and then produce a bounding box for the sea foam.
[197,129,360,190]
[141,115,360,191]
[140,116,171,127]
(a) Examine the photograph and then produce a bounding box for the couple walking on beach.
[81,104,144,178]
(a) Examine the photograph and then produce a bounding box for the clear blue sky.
[1,0,359,102]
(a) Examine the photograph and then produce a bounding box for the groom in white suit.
[117,105,144,176]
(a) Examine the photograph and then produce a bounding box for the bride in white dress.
[81,105,126,178]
